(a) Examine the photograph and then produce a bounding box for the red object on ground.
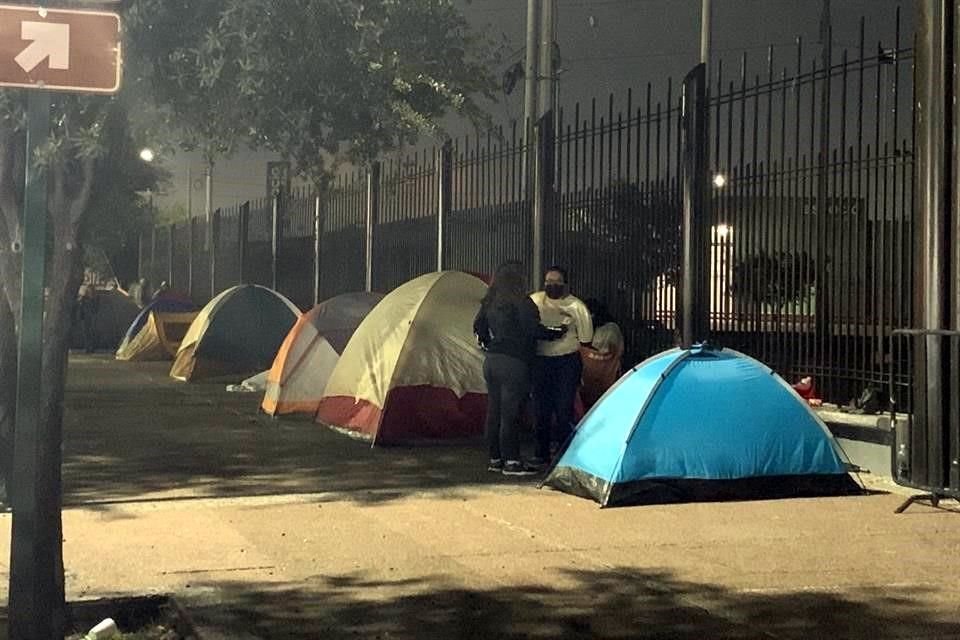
[791,376,816,399]
[316,386,487,445]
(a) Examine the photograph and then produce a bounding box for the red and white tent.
[315,271,488,444]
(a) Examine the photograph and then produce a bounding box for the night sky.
[156,0,914,212]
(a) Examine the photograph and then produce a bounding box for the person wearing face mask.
[529,266,594,465]
[473,262,564,476]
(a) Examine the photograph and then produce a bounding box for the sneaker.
[527,456,548,469]
[502,460,539,476]
[487,458,504,472]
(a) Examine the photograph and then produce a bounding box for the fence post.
[437,141,453,271]
[187,216,194,299]
[168,223,175,288]
[149,225,157,289]
[679,63,710,349]
[365,162,381,292]
[137,231,144,281]
[908,1,952,494]
[531,112,554,286]
[238,201,249,284]
[313,193,323,304]
[271,192,282,292]
[210,209,220,298]
[814,1,834,368]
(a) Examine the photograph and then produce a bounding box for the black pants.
[533,353,582,460]
[483,353,530,462]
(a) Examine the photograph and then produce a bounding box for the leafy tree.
[555,180,681,306]
[0,1,496,636]
[730,251,817,323]
[128,0,498,186]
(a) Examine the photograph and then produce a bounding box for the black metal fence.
[139,10,914,406]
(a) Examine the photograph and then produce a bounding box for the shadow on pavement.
[63,357,531,508]
[186,567,960,639]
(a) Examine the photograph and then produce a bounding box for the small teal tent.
[543,346,859,506]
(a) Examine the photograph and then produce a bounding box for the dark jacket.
[473,296,557,363]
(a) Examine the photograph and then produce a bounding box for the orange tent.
[315,271,488,444]
[261,292,384,416]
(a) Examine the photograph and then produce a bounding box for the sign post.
[0,5,121,637]
[8,88,50,640]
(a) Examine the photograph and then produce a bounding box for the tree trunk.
[4,234,79,638]
[0,293,15,492]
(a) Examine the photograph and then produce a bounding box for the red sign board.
[0,4,121,94]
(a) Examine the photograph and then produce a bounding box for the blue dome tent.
[543,345,860,507]
[120,296,197,346]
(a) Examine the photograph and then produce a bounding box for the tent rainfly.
[171,285,300,382]
[262,291,384,416]
[116,296,198,361]
[315,271,488,444]
[543,345,860,507]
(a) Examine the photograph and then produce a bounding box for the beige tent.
[315,271,488,444]
[116,311,198,361]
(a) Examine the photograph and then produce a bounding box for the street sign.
[0,4,121,94]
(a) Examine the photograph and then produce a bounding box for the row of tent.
[114,272,857,507]
[117,272,490,443]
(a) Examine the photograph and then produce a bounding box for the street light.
[713,173,727,188]
[139,148,155,163]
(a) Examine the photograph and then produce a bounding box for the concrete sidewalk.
[2,355,959,639]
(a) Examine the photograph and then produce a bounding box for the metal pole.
[680,64,710,349]
[815,0,833,348]
[523,0,541,141]
[271,193,280,291]
[437,142,452,272]
[950,0,960,494]
[167,224,175,287]
[210,210,219,298]
[537,0,555,118]
[204,159,213,251]
[186,165,192,222]
[365,163,380,293]
[700,0,712,66]
[185,164,192,294]
[149,216,156,290]
[238,201,249,284]
[187,216,194,299]
[531,118,545,288]
[911,0,950,490]
[523,0,541,200]
[9,90,53,639]
[137,232,144,281]
[313,194,322,304]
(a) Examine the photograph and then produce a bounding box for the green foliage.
[79,103,165,260]
[559,181,681,290]
[730,252,817,309]
[126,0,499,185]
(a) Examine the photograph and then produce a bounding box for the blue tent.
[543,346,859,506]
[121,296,197,345]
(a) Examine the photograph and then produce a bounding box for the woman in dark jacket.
[474,263,562,476]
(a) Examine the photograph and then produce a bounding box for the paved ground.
[1,354,959,639]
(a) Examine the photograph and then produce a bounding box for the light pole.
[139,148,156,287]
[700,0,712,67]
